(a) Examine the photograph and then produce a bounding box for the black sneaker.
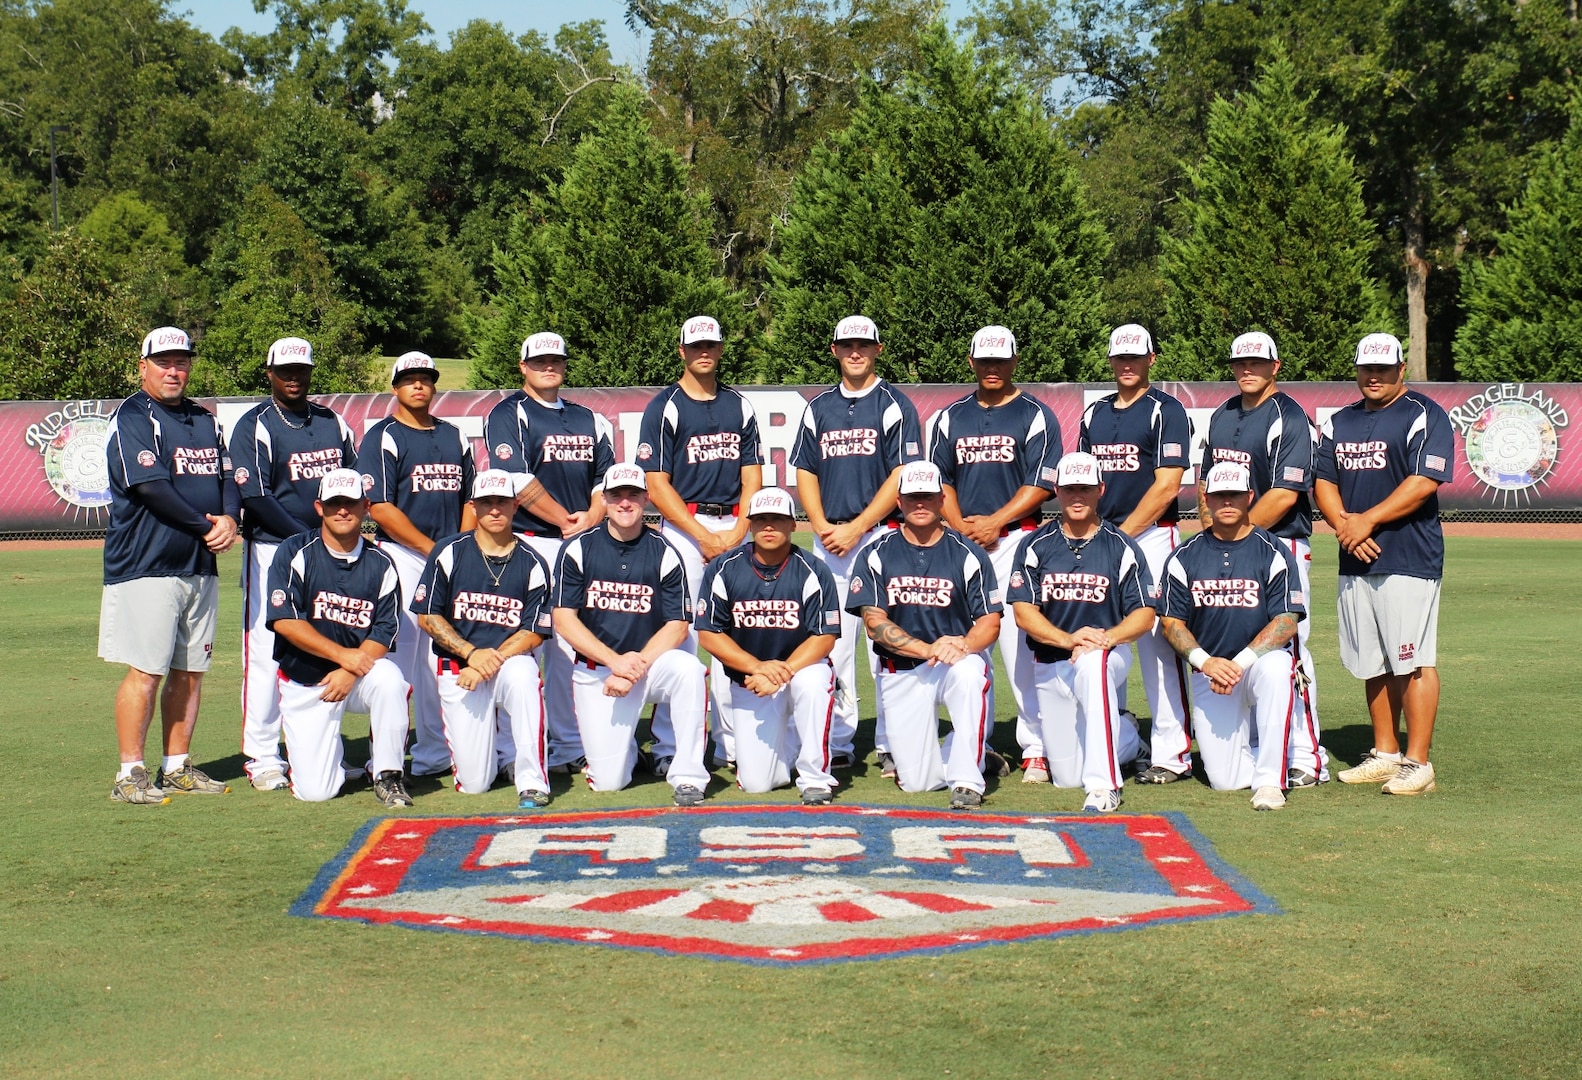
[650,755,674,778]
[801,786,834,806]
[372,770,413,808]
[983,749,1011,778]
[673,784,705,807]
[949,787,983,810]
[548,756,587,776]
[1287,767,1321,788]
[1134,765,1191,785]
[829,752,856,771]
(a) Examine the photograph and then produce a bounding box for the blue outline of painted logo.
[292,805,1277,965]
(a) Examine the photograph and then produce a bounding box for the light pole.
[49,125,64,231]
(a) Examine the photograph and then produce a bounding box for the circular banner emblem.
[44,417,113,509]
[1464,399,1559,491]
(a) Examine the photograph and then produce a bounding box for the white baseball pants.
[573,649,710,793]
[989,532,1037,758]
[656,517,735,761]
[815,529,889,757]
[241,539,287,779]
[1189,650,1300,791]
[1033,649,1142,792]
[728,662,838,794]
[1132,524,1193,775]
[380,541,448,775]
[438,654,548,796]
[522,535,584,768]
[278,658,410,802]
[877,654,990,795]
[1281,537,1327,779]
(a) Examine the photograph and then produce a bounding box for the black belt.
[688,501,736,516]
[877,655,925,673]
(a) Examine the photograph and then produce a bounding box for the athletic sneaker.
[518,789,552,809]
[158,763,230,795]
[1286,768,1320,789]
[1251,785,1287,811]
[949,787,983,810]
[111,765,169,805]
[876,751,897,779]
[673,784,705,807]
[372,771,413,808]
[984,749,1011,778]
[1134,765,1191,785]
[1021,757,1051,784]
[801,786,834,806]
[1381,758,1436,796]
[548,756,587,776]
[829,752,856,771]
[1083,788,1123,813]
[249,768,290,792]
[1337,749,1402,784]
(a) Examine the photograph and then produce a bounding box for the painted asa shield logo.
[293,805,1275,965]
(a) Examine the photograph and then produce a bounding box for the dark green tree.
[78,192,196,329]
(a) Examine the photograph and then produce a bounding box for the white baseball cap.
[318,468,365,502]
[471,469,517,500]
[141,326,192,358]
[1202,462,1253,494]
[970,325,1017,360]
[1108,324,1154,357]
[1355,332,1404,367]
[268,336,314,368]
[1054,452,1103,487]
[603,462,647,491]
[832,315,880,343]
[680,316,723,345]
[1230,331,1278,361]
[521,331,567,360]
[898,460,944,495]
[391,351,439,384]
[746,487,796,517]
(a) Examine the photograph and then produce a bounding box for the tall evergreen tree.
[1158,54,1389,381]
[470,88,740,389]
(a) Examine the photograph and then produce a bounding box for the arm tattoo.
[861,605,922,654]
[519,478,549,510]
[1159,618,1201,660]
[417,613,474,659]
[1249,613,1299,657]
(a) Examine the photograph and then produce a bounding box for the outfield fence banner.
[1,381,1572,535]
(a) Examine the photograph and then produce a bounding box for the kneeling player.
[553,464,711,805]
[1008,453,1153,812]
[848,462,1001,809]
[413,470,555,807]
[697,488,841,804]
[267,469,411,805]
[1158,463,1306,811]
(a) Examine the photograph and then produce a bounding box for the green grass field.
[4,536,1580,1077]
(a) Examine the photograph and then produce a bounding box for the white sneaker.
[1083,788,1123,813]
[249,768,289,792]
[1337,749,1402,784]
[1381,758,1436,796]
[1251,785,1286,811]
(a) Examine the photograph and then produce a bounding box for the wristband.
[1232,648,1259,670]
[1187,648,1209,671]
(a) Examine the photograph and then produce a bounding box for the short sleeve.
[697,560,731,633]
[112,405,168,486]
[1266,543,1305,622]
[808,558,841,635]
[845,542,884,615]
[1023,401,1063,490]
[591,413,615,489]
[361,424,399,505]
[339,415,360,470]
[657,541,690,622]
[737,395,763,467]
[1269,401,1314,491]
[368,559,402,649]
[1005,534,1039,606]
[1156,398,1190,469]
[1314,416,1338,485]
[553,537,588,609]
[485,399,532,477]
[527,553,555,638]
[265,540,309,627]
[1412,401,1455,483]
[411,541,451,617]
[927,410,956,485]
[892,390,924,465]
[962,541,1002,618]
[1117,535,1154,611]
[637,394,672,475]
[230,409,268,499]
[1158,552,1191,621]
[788,402,820,474]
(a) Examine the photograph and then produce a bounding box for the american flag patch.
[825,611,841,627]
[1425,454,1446,471]
[1163,442,1182,457]
[1291,591,1304,606]
[905,442,919,456]
[1040,467,1059,484]
[1283,466,1305,482]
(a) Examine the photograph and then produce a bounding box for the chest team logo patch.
[293,806,1275,965]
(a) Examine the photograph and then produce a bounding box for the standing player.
[790,314,923,770]
[1080,324,1193,784]
[928,325,1060,782]
[1203,331,1326,785]
[697,488,841,804]
[1158,463,1306,811]
[847,461,1002,809]
[1314,333,1453,796]
[413,470,555,807]
[266,469,411,806]
[637,315,763,769]
[361,351,476,779]
[1007,453,1154,812]
[230,336,358,791]
[101,327,239,804]
[552,464,711,805]
[484,331,614,776]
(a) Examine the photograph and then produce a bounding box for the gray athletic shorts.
[98,574,218,675]
[1336,574,1440,679]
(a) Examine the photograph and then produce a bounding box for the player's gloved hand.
[744,673,781,697]
[1201,656,1243,694]
[824,521,868,557]
[960,516,1002,550]
[467,647,504,679]
[340,648,375,677]
[457,667,484,691]
[928,636,968,666]
[610,652,648,682]
[204,513,238,553]
[603,673,634,698]
[318,667,357,703]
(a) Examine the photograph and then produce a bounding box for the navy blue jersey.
[1005,520,1154,664]
[265,533,401,685]
[1079,387,1191,525]
[103,391,233,584]
[697,546,841,682]
[928,391,1062,520]
[1204,391,1315,540]
[230,401,359,543]
[1315,390,1454,579]
[636,384,763,505]
[359,417,475,543]
[484,392,615,537]
[789,380,923,522]
[554,526,690,657]
[1159,527,1305,659]
[412,532,553,663]
[845,529,1001,662]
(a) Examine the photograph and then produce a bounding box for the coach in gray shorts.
[99,327,240,804]
[1314,333,1454,797]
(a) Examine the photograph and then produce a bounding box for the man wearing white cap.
[102,327,240,804]
[790,315,923,771]
[360,351,476,780]
[697,488,842,803]
[1007,453,1154,812]
[1204,331,1326,786]
[553,464,711,804]
[927,325,1061,782]
[847,461,1002,809]
[1080,324,1194,784]
[1158,462,1306,810]
[413,470,555,807]
[1314,333,1454,796]
[230,336,359,791]
[266,469,412,806]
[637,315,763,770]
